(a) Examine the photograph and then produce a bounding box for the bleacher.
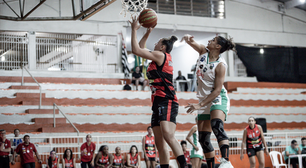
[1,72,306,168]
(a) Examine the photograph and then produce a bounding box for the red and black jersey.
[145,135,156,158]
[129,153,138,166]
[50,157,58,168]
[246,124,263,148]
[147,52,177,102]
[183,151,191,164]
[64,158,74,168]
[98,154,109,165]
[113,154,123,167]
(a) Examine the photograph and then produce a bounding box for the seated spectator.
[180,140,192,168]
[46,150,59,168]
[112,146,124,168]
[175,71,188,91]
[95,145,113,168]
[62,149,76,168]
[284,140,301,168]
[0,129,11,168]
[300,137,306,168]
[126,145,141,168]
[132,66,147,91]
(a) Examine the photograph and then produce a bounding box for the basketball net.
[120,0,148,17]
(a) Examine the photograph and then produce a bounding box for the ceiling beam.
[81,0,116,21]
[0,15,74,21]
[260,0,273,2]
[285,0,304,9]
[22,0,46,20]
[74,0,114,20]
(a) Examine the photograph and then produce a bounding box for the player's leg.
[256,149,265,168]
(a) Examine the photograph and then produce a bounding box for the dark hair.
[23,135,30,140]
[302,137,306,141]
[86,134,91,138]
[217,36,236,54]
[248,116,256,121]
[48,150,56,168]
[147,126,152,130]
[162,35,178,53]
[129,145,138,154]
[98,145,109,155]
[63,149,73,160]
[180,140,187,146]
[14,129,20,133]
[291,140,297,144]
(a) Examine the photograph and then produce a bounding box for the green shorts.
[197,89,230,121]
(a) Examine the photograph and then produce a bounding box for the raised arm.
[186,126,198,150]
[129,16,164,65]
[181,34,207,55]
[139,28,153,49]
[240,129,247,160]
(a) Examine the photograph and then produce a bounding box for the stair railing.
[21,66,42,109]
[53,103,80,137]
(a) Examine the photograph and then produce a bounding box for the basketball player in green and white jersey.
[182,35,236,168]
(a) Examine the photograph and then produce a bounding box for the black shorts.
[247,144,264,157]
[145,157,156,161]
[151,96,178,127]
[131,80,144,85]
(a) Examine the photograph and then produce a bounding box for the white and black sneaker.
[218,158,234,168]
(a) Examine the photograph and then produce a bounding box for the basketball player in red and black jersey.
[95,145,113,168]
[126,145,141,168]
[112,147,124,168]
[240,117,269,168]
[142,126,157,168]
[129,16,187,168]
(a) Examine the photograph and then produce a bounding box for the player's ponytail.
[217,36,236,54]
[162,35,178,53]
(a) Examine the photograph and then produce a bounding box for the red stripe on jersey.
[155,90,166,97]
[167,100,172,121]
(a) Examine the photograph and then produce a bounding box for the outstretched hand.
[185,103,201,113]
[129,15,142,31]
[180,34,194,43]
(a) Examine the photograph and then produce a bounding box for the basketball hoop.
[120,0,148,17]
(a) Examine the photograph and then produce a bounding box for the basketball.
[139,8,157,28]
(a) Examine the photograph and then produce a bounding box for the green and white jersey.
[195,53,228,99]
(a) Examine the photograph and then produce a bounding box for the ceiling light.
[260,48,264,54]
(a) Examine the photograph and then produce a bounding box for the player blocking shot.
[129,13,187,168]
[182,34,236,168]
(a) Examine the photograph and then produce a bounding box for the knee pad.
[199,131,214,153]
[211,118,229,143]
